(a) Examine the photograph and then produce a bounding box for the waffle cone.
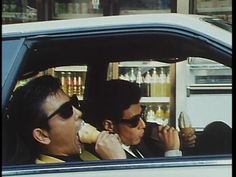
[180,127,195,136]
[78,123,100,144]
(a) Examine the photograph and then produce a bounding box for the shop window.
[2,0,37,24]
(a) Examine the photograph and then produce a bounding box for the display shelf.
[189,64,231,70]
[118,61,170,68]
[54,66,87,72]
[140,97,170,103]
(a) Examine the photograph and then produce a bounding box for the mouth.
[76,130,82,144]
[141,129,145,136]
[76,120,85,143]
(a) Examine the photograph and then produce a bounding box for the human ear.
[33,128,51,145]
[103,120,114,133]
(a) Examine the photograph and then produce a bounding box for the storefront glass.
[192,0,232,23]
[119,0,171,15]
[2,0,37,24]
[53,0,103,20]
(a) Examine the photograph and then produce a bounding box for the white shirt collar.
[121,144,144,158]
[122,144,137,157]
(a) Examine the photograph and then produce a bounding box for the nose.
[73,107,82,121]
[138,118,146,129]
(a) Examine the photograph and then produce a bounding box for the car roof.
[2,13,231,46]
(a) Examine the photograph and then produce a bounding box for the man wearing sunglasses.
[7,75,126,164]
[88,79,183,158]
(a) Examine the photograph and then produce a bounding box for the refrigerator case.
[187,57,231,96]
[176,57,232,131]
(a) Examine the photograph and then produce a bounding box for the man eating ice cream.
[7,75,126,164]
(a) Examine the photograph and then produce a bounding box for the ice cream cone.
[78,122,100,144]
[180,127,195,137]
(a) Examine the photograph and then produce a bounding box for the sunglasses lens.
[47,95,80,120]
[130,116,140,127]
[120,115,141,128]
[70,95,80,109]
[58,103,73,119]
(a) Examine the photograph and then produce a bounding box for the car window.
[4,57,232,164]
[7,60,232,167]
[2,39,24,87]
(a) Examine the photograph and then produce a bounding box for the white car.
[2,13,232,177]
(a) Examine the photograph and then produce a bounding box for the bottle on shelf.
[136,68,145,96]
[159,67,167,97]
[77,76,83,96]
[155,104,164,120]
[124,73,130,81]
[154,103,164,125]
[143,71,151,97]
[145,104,156,122]
[119,74,125,80]
[73,73,78,95]
[166,71,171,97]
[60,72,67,93]
[151,68,159,97]
[164,104,170,119]
[129,68,136,83]
[136,68,143,86]
[163,104,170,125]
[67,72,73,96]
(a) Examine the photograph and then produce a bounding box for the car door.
[2,14,232,177]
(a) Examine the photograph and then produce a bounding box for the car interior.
[2,30,232,166]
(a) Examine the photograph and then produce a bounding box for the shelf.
[197,6,232,13]
[54,66,87,72]
[189,64,231,70]
[187,84,232,96]
[118,61,170,68]
[140,97,170,103]
[188,84,232,89]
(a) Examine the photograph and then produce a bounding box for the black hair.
[196,121,232,155]
[7,75,62,164]
[87,79,141,130]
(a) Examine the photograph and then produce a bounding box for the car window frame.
[2,20,232,175]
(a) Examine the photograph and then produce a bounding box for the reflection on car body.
[2,13,232,177]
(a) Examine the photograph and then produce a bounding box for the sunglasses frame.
[119,114,144,128]
[46,94,80,120]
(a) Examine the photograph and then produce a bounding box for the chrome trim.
[2,155,232,176]
[187,85,232,96]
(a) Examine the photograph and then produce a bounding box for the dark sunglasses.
[47,94,80,120]
[119,114,144,128]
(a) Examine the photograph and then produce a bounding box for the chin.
[133,139,141,145]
